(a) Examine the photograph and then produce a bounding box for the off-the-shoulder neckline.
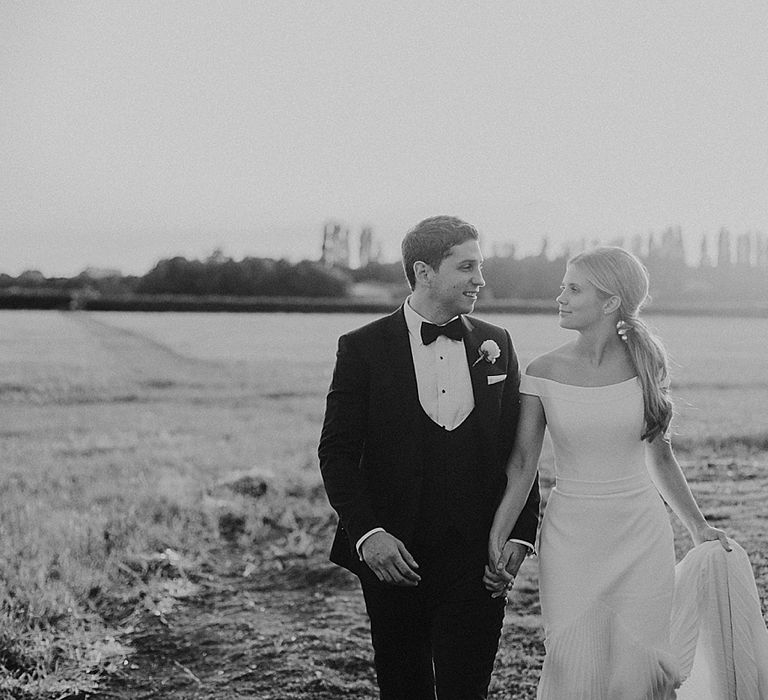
[523,374,638,389]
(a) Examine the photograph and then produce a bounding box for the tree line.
[2,228,767,304]
[0,249,348,299]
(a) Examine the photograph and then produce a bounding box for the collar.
[404,296,461,342]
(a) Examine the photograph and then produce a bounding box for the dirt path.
[96,553,378,699]
[95,549,543,699]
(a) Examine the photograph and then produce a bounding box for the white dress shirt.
[403,298,475,431]
[356,298,534,557]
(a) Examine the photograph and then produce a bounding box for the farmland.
[0,309,767,698]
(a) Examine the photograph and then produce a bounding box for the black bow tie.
[420,317,463,345]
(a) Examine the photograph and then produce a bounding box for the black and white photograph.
[2,2,768,698]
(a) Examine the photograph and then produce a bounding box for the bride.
[485,246,768,699]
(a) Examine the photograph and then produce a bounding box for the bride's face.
[556,264,607,330]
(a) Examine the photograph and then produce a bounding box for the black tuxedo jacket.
[318,306,540,575]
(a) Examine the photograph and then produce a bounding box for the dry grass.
[0,309,766,698]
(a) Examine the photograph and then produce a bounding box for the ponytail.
[619,315,673,442]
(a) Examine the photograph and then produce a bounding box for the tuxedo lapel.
[461,316,497,445]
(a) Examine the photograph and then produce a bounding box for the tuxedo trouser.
[359,539,505,700]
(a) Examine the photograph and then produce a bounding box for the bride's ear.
[603,295,622,315]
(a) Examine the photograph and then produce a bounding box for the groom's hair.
[401,216,479,290]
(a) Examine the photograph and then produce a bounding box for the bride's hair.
[569,246,673,442]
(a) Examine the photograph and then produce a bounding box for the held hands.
[693,523,732,551]
[361,531,421,586]
[484,539,528,599]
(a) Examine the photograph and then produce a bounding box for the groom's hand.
[361,532,421,586]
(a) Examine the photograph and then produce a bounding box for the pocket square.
[487,374,506,385]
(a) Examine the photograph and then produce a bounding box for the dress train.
[674,540,768,699]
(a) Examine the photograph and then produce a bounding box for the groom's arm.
[318,332,380,550]
[500,329,540,547]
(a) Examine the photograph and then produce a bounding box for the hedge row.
[0,290,766,316]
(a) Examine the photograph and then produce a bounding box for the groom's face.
[427,239,485,317]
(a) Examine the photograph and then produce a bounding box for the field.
[0,309,767,698]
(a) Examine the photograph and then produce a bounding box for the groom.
[318,216,540,699]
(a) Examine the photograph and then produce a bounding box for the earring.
[616,320,631,342]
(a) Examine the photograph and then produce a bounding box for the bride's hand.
[485,534,515,596]
[693,523,731,551]
[483,564,511,597]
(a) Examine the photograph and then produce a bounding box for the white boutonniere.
[472,339,501,367]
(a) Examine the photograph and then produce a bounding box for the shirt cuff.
[356,527,386,560]
[507,538,537,557]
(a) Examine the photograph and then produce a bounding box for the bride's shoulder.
[525,343,575,380]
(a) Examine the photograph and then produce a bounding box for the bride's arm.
[488,394,547,574]
[645,437,731,550]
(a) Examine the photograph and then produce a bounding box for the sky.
[2,1,768,276]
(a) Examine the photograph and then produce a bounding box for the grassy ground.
[0,310,766,698]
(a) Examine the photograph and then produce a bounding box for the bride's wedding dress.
[521,374,768,699]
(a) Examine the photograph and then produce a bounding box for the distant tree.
[647,232,656,259]
[660,226,685,262]
[206,248,229,266]
[645,227,687,300]
[756,232,768,269]
[698,234,713,268]
[17,270,46,286]
[359,226,374,267]
[483,251,567,301]
[277,259,350,296]
[717,228,732,267]
[736,233,752,267]
[351,260,405,285]
[321,221,350,267]
[138,257,201,295]
[136,254,350,297]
